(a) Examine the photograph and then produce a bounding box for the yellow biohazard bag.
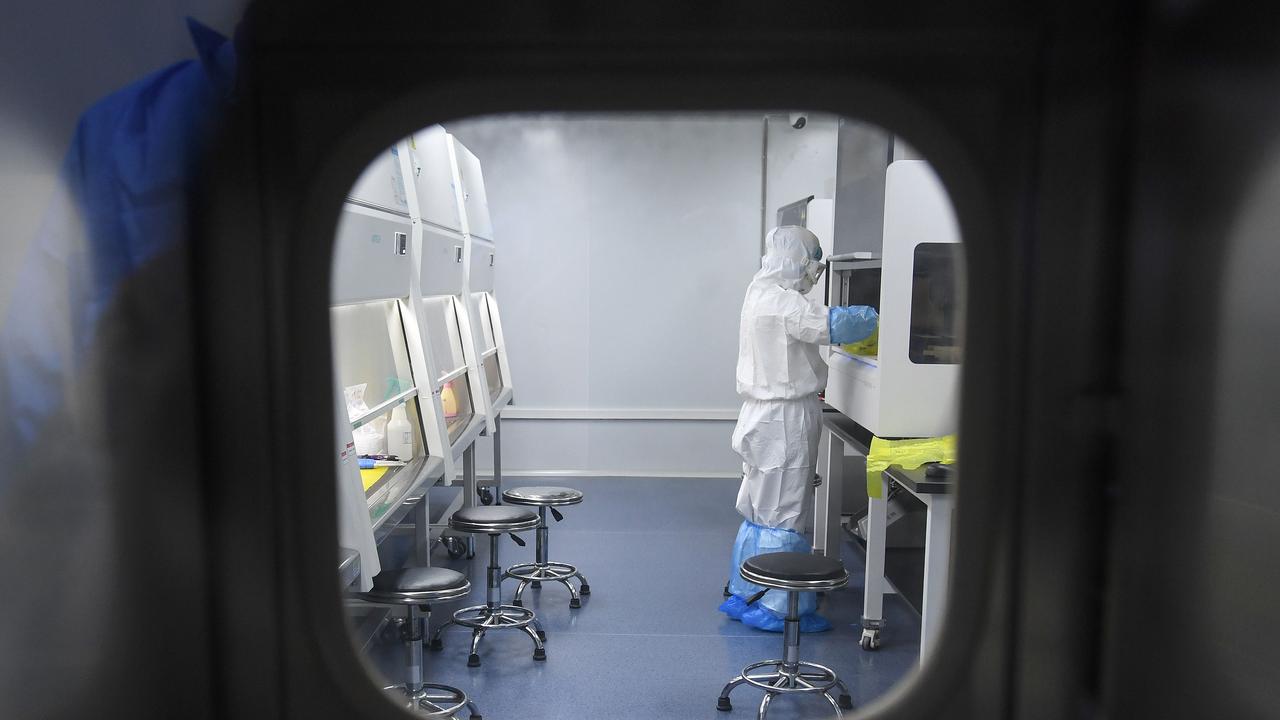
[865,434,957,498]
[840,325,879,357]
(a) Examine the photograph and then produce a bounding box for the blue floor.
[364,477,921,719]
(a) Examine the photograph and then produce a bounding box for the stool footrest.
[381,683,471,719]
[505,561,579,583]
[739,659,839,694]
[450,604,537,630]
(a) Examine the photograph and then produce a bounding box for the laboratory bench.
[815,406,957,662]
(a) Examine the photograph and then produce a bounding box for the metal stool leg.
[507,507,587,608]
[427,618,456,651]
[832,677,854,710]
[782,591,801,676]
[757,678,780,720]
[532,509,548,590]
[717,589,852,716]
[512,577,532,606]
[443,532,546,666]
[718,675,749,711]
[383,605,479,719]
[467,628,486,667]
[406,605,425,693]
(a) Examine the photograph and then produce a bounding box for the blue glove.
[829,305,878,345]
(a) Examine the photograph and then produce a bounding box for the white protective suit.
[732,226,832,531]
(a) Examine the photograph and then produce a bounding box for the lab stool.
[717,552,854,719]
[428,506,546,667]
[361,567,481,719]
[500,486,591,609]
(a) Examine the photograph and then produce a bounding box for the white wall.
[764,113,840,234]
[446,115,765,477]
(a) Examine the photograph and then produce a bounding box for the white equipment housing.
[447,136,514,424]
[399,129,488,483]
[329,147,420,588]
[824,160,962,438]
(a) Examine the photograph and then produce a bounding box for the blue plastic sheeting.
[719,520,831,632]
[828,305,878,345]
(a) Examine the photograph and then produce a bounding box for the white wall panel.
[448,114,763,476]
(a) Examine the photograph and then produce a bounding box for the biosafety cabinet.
[824,160,962,439]
[398,128,489,484]
[448,137,514,419]
[330,145,435,588]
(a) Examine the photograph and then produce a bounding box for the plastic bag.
[840,324,879,356]
[865,434,957,499]
[344,383,387,456]
[719,520,831,632]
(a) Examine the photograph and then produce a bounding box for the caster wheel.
[512,598,523,608]
[717,697,732,712]
[444,537,467,560]
[536,630,546,642]
[859,629,881,651]
[467,653,481,668]
[428,638,443,652]
[470,715,483,720]
[479,488,494,505]
[579,584,591,596]
[530,581,542,590]
[569,598,582,609]
[533,648,547,661]
[838,694,854,710]
[723,583,731,598]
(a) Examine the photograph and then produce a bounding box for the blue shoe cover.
[798,612,832,633]
[740,604,785,632]
[719,594,749,620]
[741,605,832,633]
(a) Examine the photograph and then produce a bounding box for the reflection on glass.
[444,376,474,442]
[908,243,961,364]
[477,294,497,350]
[365,400,424,526]
[483,354,502,404]
[331,301,416,403]
[420,296,467,375]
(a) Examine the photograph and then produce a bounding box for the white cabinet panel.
[451,138,494,240]
[410,126,463,231]
[347,146,409,216]
[468,237,495,292]
[419,224,466,297]
[331,203,412,305]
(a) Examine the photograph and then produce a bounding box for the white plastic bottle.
[387,405,414,461]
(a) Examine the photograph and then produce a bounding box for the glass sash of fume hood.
[330,300,428,513]
[473,292,506,406]
[418,295,476,442]
[828,245,960,366]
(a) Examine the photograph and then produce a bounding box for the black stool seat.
[364,567,471,604]
[741,552,849,592]
[450,505,539,534]
[501,486,584,507]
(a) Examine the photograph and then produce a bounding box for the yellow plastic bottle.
[441,381,459,418]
